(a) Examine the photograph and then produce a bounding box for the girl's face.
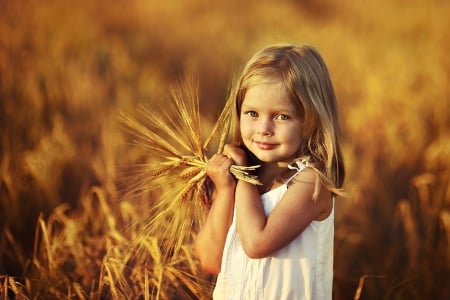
[240,81,302,166]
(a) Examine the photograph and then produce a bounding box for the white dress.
[213,160,334,300]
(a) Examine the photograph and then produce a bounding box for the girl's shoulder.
[286,157,315,183]
[288,157,310,170]
[285,158,333,220]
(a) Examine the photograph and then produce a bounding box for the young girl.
[195,44,345,299]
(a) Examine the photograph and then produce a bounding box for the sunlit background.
[1,0,449,299]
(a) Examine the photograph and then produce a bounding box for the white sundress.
[213,160,335,300]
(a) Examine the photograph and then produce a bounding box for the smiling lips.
[254,141,277,150]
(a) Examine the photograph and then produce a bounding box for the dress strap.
[286,158,310,184]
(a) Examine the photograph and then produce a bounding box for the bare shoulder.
[287,168,333,221]
[289,167,317,184]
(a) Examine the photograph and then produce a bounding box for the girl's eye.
[245,111,258,118]
[276,114,289,120]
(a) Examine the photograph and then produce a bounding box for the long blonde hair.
[228,44,345,191]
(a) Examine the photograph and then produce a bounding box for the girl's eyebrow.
[242,103,296,115]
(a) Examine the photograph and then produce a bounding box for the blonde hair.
[228,43,345,190]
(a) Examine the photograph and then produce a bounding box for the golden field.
[0,0,449,299]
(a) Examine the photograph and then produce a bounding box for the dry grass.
[118,75,261,261]
[0,0,449,299]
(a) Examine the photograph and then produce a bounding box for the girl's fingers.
[213,144,247,166]
[208,154,233,171]
[223,144,248,166]
[206,154,236,188]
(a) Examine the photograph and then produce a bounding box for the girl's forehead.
[245,81,285,96]
[242,82,296,110]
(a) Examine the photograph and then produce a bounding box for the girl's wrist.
[213,175,237,191]
[214,184,237,200]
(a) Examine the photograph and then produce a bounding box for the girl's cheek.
[240,119,252,132]
[239,121,247,135]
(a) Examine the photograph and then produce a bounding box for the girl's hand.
[206,153,236,190]
[222,144,248,166]
[206,144,248,189]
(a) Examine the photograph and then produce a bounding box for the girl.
[195,44,345,299]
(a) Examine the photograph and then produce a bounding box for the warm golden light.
[0,0,448,299]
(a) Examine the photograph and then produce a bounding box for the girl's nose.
[256,118,274,136]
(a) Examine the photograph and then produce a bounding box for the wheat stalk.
[119,75,261,260]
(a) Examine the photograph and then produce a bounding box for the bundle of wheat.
[119,75,261,260]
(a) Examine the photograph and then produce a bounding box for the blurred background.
[0,0,449,299]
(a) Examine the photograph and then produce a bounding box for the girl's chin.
[245,147,293,165]
[250,151,296,166]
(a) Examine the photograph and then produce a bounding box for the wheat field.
[1,0,449,299]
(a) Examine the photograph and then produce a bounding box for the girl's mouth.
[254,141,277,150]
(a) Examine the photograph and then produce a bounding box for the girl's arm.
[194,153,237,274]
[235,168,333,258]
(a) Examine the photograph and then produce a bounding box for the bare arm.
[194,154,236,274]
[235,168,332,258]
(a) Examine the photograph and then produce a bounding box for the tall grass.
[1,0,449,299]
[117,75,261,263]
